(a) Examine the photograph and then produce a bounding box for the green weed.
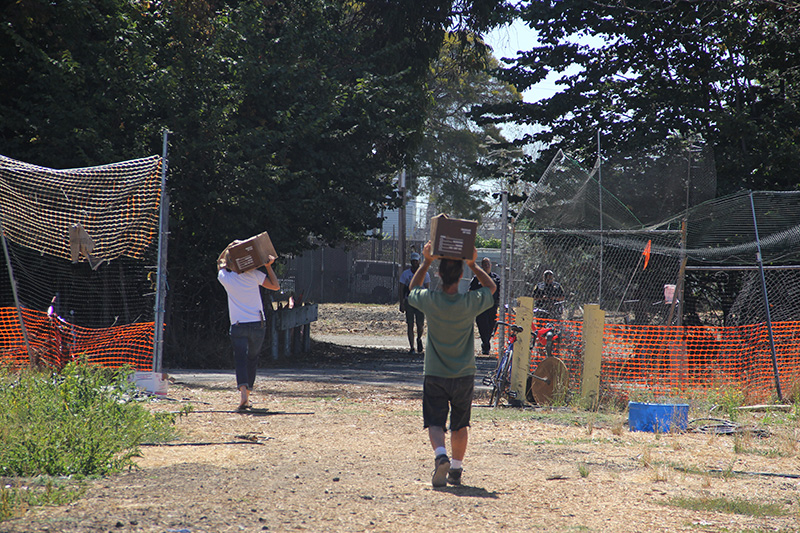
[0,362,179,479]
[0,362,181,521]
[707,386,745,421]
[0,478,85,522]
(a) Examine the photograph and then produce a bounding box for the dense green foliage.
[0,0,512,365]
[0,362,178,478]
[475,0,800,194]
[475,234,501,248]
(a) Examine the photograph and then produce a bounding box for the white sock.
[434,447,447,458]
[451,459,463,470]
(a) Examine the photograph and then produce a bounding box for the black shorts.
[422,375,474,432]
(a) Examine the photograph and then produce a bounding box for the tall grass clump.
[0,361,178,478]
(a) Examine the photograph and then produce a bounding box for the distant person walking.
[218,250,280,411]
[399,252,430,354]
[469,257,501,355]
[408,242,496,487]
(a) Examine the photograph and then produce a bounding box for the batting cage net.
[504,149,800,403]
[0,154,162,370]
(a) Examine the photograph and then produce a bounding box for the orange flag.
[642,240,652,270]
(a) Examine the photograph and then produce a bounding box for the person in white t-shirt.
[217,252,280,411]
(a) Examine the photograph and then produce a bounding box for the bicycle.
[482,321,522,407]
[529,306,570,405]
[532,307,561,359]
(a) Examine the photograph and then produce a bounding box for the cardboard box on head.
[430,214,478,260]
[217,231,277,273]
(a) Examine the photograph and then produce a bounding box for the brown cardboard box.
[221,231,277,273]
[430,214,478,259]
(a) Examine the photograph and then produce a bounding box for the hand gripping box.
[430,214,478,260]
[220,231,277,273]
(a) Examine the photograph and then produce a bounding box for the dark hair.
[439,259,463,287]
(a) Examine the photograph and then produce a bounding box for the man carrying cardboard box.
[217,245,280,411]
[408,241,496,487]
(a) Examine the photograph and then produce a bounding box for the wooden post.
[303,322,311,352]
[281,326,289,357]
[512,296,534,402]
[270,311,279,360]
[581,303,605,410]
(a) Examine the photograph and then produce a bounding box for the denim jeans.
[230,321,266,390]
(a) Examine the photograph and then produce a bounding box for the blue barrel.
[628,402,689,432]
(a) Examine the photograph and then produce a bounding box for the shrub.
[0,361,177,477]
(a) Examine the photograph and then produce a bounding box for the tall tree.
[0,0,515,365]
[474,0,800,195]
[413,33,522,221]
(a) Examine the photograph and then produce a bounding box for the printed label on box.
[438,236,465,254]
[234,252,257,271]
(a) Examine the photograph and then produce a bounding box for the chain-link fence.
[507,149,800,402]
[284,239,428,304]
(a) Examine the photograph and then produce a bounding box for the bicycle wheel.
[490,354,507,408]
[489,382,498,407]
[494,352,512,407]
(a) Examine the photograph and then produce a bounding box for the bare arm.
[261,255,280,291]
[410,242,434,290]
[466,247,496,295]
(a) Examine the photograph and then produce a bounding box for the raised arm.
[261,255,280,291]
[466,247,496,295]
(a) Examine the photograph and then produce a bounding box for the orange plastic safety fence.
[0,307,153,370]
[519,318,799,403]
[602,322,800,403]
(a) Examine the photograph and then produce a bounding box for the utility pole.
[399,168,407,269]
[498,190,508,353]
[153,129,170,373]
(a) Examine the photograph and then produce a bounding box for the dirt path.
[2,304,798,532]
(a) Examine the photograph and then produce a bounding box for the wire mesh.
[509,147,800,401]
[0,154,162,369]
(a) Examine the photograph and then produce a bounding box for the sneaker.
[408,347,415,355]
[447,467,463,485]
[417,339,424,354]
[432,454,450,487]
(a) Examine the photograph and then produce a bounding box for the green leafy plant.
[708,386,745,421]
[0,362,178,478]
[1,478,85,522]
[475,235,501,249]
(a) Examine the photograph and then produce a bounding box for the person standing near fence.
[532,269,565,318]
[469,257,501,355]
[399,252,430,354]
[408,242,496,487]
[217,252,280,411]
